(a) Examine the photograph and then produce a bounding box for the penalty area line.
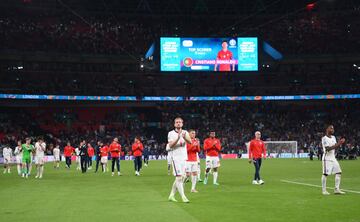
[280,180,360,194]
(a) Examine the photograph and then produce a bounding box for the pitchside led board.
[160,37,258,72]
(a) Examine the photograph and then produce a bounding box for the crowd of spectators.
[1,102,359,159]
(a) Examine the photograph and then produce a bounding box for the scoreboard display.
[160,37,258,72]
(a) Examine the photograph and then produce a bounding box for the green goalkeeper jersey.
[22,144,34,159]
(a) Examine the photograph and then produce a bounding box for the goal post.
[265,141,298,158]
[246,141,298,158]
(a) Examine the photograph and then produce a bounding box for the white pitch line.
[281,180,360,194]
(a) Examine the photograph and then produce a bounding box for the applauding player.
[186,130,201,193]
[167,117,192,203]
[203,131,221,185]
[34,137,46,179]
[132,137,144,176]
[321,125,346,195]
[22,138,34,178]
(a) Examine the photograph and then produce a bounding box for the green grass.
[1,159,359,222]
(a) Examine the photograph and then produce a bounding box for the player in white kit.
[167,117,192,203]
[75,146,81,170]
[53,145,61,169]
[321,125,346,195]
[14,141,23,175]
[2,145,12,174]
[35,138,46,179]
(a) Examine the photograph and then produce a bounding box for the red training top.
[100,146,109,157]
[109,142,121,158]
[132,142,144,157]
[187,138,200,162]
[249,139,266,159]
[64,146,75,157]
[203,137,221,157]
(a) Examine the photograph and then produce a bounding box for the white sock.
[8,168,10,173]
[321,175,327,192]
[40,166,44,177]
[213,172,218,184]
[335,174,341,190]
[191,175,197,190]
[170,180,177,197]
[17,165,21,174]
[205,171,209,179]
[176,177,186,198]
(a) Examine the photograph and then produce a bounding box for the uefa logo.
[229,39,236,46]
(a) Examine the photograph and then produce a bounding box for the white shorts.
[101,157,108,164]
[16,156,22,164]
[323,159,342,175]
[185,161,198,173]
[35,156,45,165]
[206,156,220,169]
[4,156,11,164]
[54,156,60,161]
[171,159,186,177]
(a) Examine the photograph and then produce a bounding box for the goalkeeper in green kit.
[21,137,34,178]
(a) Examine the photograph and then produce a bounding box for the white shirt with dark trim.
[35,142,46,157]
[53,148,60,158]
[167,129,188,161]
[321,135,337,161]
[3,147,12,158]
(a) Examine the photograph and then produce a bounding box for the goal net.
[246,141,298,158]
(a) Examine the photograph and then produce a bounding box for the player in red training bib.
[214,40,235,72]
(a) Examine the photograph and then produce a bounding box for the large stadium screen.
[160,37,258,72]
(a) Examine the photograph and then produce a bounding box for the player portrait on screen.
[214,40,235,72]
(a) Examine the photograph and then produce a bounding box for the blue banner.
[1,94,360,101]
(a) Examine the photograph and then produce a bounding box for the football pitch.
[1,158,359,222]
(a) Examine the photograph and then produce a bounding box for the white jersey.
[53,148,60,158]
[322,135,337,161]
[75,148,80,156]
[2,147,12,158]
[14,146,22,156]
[14,145,22,160]
[35,142,46,157]
[167,129,188,161]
